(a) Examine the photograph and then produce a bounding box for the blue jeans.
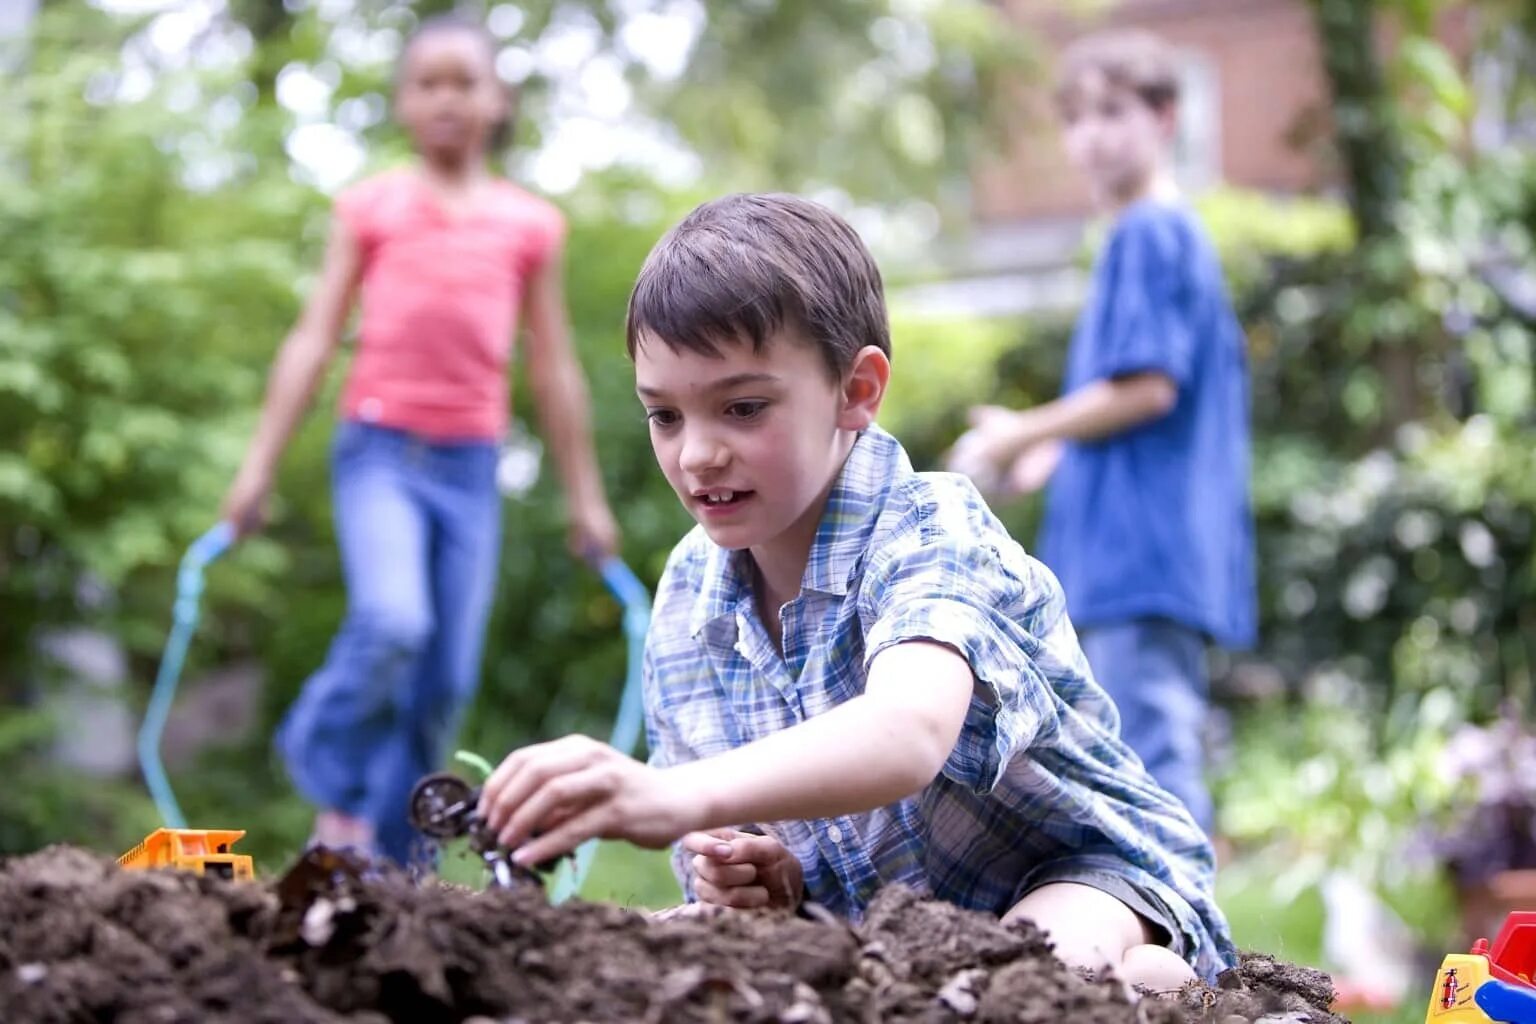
[276,421,502,863]
[1078,619,1213,834]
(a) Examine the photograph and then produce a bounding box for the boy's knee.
[1119,943,1196,993]
[1005,880,1191,987]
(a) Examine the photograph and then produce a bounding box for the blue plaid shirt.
[643,426,1236,979]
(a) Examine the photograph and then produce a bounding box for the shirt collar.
[688,425,908,638]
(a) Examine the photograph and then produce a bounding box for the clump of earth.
[0,845,1346,1023]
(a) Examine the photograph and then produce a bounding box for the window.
[1173,48,1222,191]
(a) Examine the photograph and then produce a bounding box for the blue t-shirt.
[1038,200,1256,648]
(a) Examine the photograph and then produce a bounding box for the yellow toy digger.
[1425,912,1536,1023]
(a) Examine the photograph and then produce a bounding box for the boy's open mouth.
[696,489,754,510]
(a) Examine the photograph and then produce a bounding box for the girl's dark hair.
[400,11,516,150]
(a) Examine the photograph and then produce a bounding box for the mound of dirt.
[0,846,1346,1024]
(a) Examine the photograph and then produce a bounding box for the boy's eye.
[726,401,767,421]
[646,409,679,428]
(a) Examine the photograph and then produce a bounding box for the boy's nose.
[679,431,729,474]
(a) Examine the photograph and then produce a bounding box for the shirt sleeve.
[1087,211,1196,386]
[518,201,568,280]
[859,514,1066,797]
[331,178,378,252]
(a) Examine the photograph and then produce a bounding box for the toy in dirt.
[408,770,562,889]
[1425,911,1536,1023]
[118,827,254,881]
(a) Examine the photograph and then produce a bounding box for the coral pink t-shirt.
[334,168,566,441]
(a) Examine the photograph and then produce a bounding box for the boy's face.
[1059,69,1173,207]
[635,331,877,558]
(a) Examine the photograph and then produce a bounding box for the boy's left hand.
[682,829,804,910]
[477,735,697,866]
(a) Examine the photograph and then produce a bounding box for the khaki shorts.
[1012,861,1186,956]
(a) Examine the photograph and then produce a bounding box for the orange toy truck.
[118,828,254,881]
[1425,912,1536,1023]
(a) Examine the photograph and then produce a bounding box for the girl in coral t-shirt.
[221,13,618,863]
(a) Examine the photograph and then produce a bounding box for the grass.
[1217,858,1448,1024]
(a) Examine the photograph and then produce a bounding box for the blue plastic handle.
[549,556,652,904]
[138,522,235,828]
[1477,979,1536,1024]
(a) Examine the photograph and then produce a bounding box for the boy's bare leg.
[1002,882,1196,994]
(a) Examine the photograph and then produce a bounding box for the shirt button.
[826,824,843,844]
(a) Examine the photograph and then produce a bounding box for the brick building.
[976,0,1331,222]
[901,1,1481,316]
[901,0,1336,316]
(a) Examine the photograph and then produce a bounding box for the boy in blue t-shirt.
[949,30,1256,833]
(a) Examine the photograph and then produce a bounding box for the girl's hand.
[681,829,804,911]
[478,735,698,866]
[220,465,273,538]
[568,497,620,563]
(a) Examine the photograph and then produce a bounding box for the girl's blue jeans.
[276,421,502,863]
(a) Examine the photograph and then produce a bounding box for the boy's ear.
[838,346,891,431]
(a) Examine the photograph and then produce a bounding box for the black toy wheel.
[409,772,476,838]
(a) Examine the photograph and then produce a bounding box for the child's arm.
[973,371,1176,458]
[478,639,974,866]
[521,239,619,560]
[222,217,361,535]
[947,372,1174,490]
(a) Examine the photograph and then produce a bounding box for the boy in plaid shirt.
[481,193,1235,987]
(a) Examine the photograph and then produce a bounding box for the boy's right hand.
[681,829,803,911]
[1006,439,1063,496]
[220,465,273,538]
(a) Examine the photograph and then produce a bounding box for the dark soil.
[0,846,1347,1024]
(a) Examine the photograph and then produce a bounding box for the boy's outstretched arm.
[478,640,974,866]
[522,241,619,561]
[952,371,1175,482]
[222,216,361,536]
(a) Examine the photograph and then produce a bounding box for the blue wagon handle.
[138,521,236,829]
[139,524,651,902]
[548,554,652,904]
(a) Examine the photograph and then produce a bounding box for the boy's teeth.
[705,491,734,504]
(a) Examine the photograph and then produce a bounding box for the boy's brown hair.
[1054,29,1180,116]
[625,193,891,379]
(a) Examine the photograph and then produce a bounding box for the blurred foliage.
[0,4,312,702]
[1,0,1534,929]
[0,0,1031,858]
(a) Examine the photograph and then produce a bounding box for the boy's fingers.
[680,831,735,859]
[511,799,606,868]
[482,736,606,834]
[694,879,771,910]
[691,854,757,888]
[727,834,791,866]
[498,762,612,850]
[967,405,1001,427]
